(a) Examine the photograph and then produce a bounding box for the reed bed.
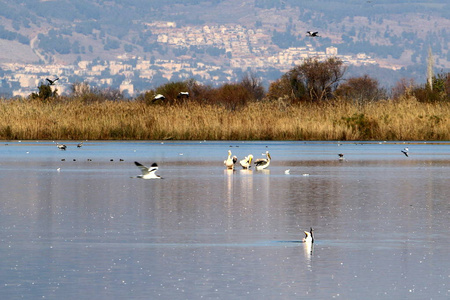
[1,97,450,141]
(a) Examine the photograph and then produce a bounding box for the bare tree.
[335,75,385,104]
[240,72,265,101]
[268,57,346,102]
[294,57,347,102]
[391,78,415,100]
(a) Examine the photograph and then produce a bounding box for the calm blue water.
[0,140,449,299]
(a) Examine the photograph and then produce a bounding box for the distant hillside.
[0,0,449,90]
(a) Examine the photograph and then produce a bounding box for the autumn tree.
[212,83,252,111]
[412,72,450,103]
[335,75,385,104]
[267,57,346,102]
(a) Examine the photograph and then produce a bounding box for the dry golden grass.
[1,96,450,140]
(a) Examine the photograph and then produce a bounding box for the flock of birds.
[54,142,313,244]
[52,142,413,245]
[55,142,411,178]
[224,150,271,171]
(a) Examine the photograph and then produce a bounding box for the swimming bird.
[77,142,83,148]
[302,227,314,244]
[307,31,319,37]
[254,151,271,170]
[132,161,161,179]
[46,77,59,85]
[239,154,253,169]
[401,147,409,157]
[56,143,67,150]
[224,150,237,169]
[338,153,345,160]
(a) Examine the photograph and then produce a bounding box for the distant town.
[2,22,379,98]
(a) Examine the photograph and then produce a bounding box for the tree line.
[30,57,450,107]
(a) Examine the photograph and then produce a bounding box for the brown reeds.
[1,96,450,141]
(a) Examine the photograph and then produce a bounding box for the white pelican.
[239,154,253,169]
[56,143,67,150]
[224,150,237,169]
[302,227,314,244]
[132,161,161,179]
[284,169,290,175]
[254,151,271,170]
[401,147,409,157]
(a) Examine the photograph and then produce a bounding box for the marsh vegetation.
[1,58,449,141]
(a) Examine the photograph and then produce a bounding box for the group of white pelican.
[224,150,271,171]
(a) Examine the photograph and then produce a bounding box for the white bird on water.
[56,143,67,150]
[239,154,253,169]
[224,150,237,169]
[132,161,162,179]
[302,227,314,244]
[254,151,271,170]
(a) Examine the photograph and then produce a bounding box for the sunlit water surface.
[0,141,449,299]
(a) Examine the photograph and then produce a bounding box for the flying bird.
[46,77,59,85]
[177,92,190,99]
[401,147,409,157]
[307,31,319,37]
[132,161,161,179]
[152,94,165,102]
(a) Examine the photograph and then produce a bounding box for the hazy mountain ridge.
[0,0,449,95]
[1,0,448,63]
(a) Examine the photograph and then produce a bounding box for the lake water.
[0,140,449,299]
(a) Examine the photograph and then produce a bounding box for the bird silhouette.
[307,31,319,37]
[46,78,59,85]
